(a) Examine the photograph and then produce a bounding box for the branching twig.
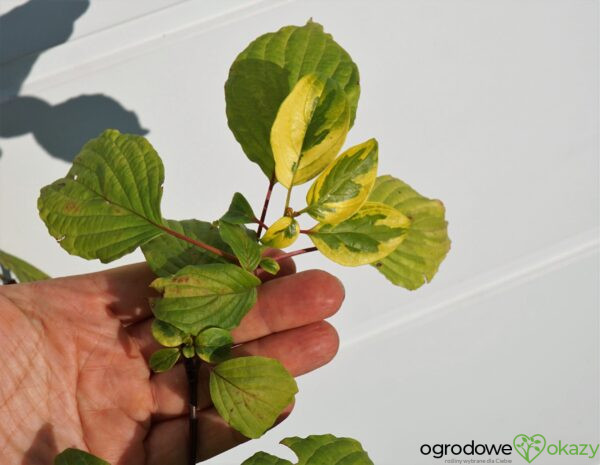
[257,174,276,238]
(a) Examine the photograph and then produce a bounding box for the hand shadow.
[0,0,148,162]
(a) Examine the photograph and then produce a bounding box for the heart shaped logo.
[513,434,546,463]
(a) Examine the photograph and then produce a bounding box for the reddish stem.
[257,174,276,238]
[157,224,238,263]
[274,246,318,262]
[254,218,270,230]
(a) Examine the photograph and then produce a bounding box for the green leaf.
[149,347,180,372]
[195,327,233,363]
[54,448,110,465]
[221,192,257,224]
[210,356,298,439]
[241,434,374,465]
[218,221,261,271]
[261,217,300,249]
[150,264,260,334]
[38,129,165,263]
[182,345,195,358]
[151,319,186,347]
[225,21,360,178]
[306,139,379,224]
[368,175,451,290]
[241,452,292,465]
[141,219,229,276]
[259,257,280,275]
[272,74,350,188]
[282,435,374,465]
[310,201,410,266]
[0,249,49,283]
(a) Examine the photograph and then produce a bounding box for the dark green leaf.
[149,348,180,372]
[210,356,298,438]
[225,21,360,178]
[195,327,233,363]
[221,192,256,224]
[0,249,49,283]
[54,449,110,465]
[141,219,228,277]
[368,175,451,290]
[259,257,280,275]
[151,264,260,334]
[218,221,261,271]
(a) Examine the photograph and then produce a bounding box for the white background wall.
[0,1,598,464]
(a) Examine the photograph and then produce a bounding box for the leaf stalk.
[273,246,318,262]
[157,224,238,263]
[257,174,276,238]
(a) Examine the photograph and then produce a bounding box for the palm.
[0,262,343,465]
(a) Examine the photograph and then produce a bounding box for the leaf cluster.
[37,20,451,464]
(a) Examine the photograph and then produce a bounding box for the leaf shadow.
[21,423,58,465]
[0,0,148,163]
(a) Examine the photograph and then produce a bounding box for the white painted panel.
[1,0,597,336]
[208,250,600,464]
[0,1,598,463]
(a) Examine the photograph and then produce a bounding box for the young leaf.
[150,264,260,334]
[38,129,165,263]
[221,192,257,224]
[241,434,374,465]
[368,175,451,289]
[310,202,410,266]
[149,348,181,372]
[210,356,298,439]
[306,139,379,224]
[195,327,233,363]
[0,249,49,283]
[271,74,350,188]
[141,219,229,276]
[259,257,280,275]
[261,217,300,249]
[151,319,186,347]
[182,344,195,358]
[54,448,110,465]
[225,21,360,178]
[218,221,261,271]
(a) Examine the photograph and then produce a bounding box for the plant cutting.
[3,20,450,465]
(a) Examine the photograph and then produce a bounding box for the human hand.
[0,258,344,465]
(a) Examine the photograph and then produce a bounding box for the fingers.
[232,269,344,343]
[129,269,344,359]
[145,405,293,464]
[150,321,339,420]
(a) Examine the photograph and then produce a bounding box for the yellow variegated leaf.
[309,202,410,266]
[271,74,350,188]
[261,217,299,249]
[306,139,378,224]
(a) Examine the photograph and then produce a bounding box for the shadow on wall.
[0,0,148,162]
